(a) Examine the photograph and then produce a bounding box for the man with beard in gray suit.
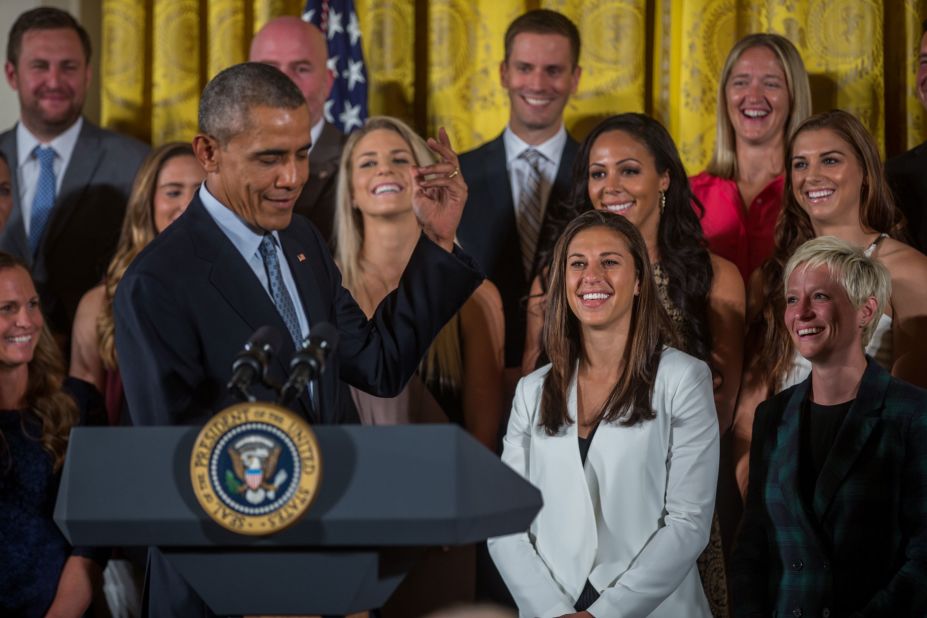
[0,7,148,341]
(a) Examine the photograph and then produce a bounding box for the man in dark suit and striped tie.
[457,9,582,397]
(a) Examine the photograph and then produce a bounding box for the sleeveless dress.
[654,263,730,618]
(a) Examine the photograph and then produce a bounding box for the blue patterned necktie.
[30,146,57,255]
[258,234,302,346]
[517,148,545,278]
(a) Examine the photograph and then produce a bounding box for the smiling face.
[785,263,872,365]
[152,154,204,233]
[586,129,669,242]
[4,28,91,141]
[0,265,43,371]
[725,45,790,148]
[789,128,865,229]
[196,104,311,232]
[564,226,640,334]
[349,128,416,219]
[500,32,580,143]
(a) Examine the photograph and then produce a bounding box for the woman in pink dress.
[690,33,812,283]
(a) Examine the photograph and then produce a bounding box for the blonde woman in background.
[334,116,505,616]
[69,143,204,424]
[690,33,812,283]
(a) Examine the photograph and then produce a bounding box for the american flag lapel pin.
[297,253,306,262]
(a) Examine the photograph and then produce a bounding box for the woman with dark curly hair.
[733,109,927,498]
[523,113,743,617]
[0,252,105,616]
[526,113,744,432]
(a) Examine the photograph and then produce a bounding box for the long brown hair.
[0,254,78,472]
[539,210,670,435]
[97,142,195,369]
[749,110,906,391]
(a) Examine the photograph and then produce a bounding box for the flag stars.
[347,12,362,47]
[344,59,366,91]
[327,9,343,39]
[339,101,363,132]
[301,9,315,23]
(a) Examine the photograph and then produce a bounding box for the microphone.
[279,322,339,407]
[227,326,282,402]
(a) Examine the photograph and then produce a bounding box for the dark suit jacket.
[295,121,345,247]
[886,141,927,253]
[0,119,148,338]
[114,194,483,615]
[731,359,927,618]
[457,132,578,367]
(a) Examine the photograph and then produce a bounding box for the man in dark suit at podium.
[887,19,927,253]
[114,62,482,617]
[250,16,345,247]
[457,9,581,389]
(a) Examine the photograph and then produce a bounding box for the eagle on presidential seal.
[225,434,289,505]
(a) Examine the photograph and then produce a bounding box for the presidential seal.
[190,402,321,535]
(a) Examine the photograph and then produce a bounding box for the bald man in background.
[250,16,345,247]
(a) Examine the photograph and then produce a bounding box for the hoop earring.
[660,190,666,213]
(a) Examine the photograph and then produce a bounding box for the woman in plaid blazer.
[731,236,927,617]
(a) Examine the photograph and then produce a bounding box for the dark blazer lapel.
[44,121,104,251]
[771,379,815,530]
[301,122,342,208]
[0,129,30,266]
[484,135,517,230]
[279,230,326,328]
[187,198,298,378]
[813,358,888,519]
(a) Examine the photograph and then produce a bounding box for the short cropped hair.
[504,9,581,68]
[198,62,306,145]
[7,7,92,66]
[783,236,891,346]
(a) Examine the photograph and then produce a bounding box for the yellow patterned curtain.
[102,0,927,170]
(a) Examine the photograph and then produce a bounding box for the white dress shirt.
[198,183,309,340]
[503,124,567,219]
[15,117,83,236]
[489,347,719,618]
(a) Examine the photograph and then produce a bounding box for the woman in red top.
[691,33,811,282]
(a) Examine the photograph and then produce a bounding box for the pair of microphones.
[227,323,338,408]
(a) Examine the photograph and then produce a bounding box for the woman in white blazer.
[489,210,720,618]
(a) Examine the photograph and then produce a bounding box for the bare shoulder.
[878,238,927,278]
[462,279,504,318]
[75,284,106,321]
[709,253,746,296]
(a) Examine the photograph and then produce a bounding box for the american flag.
[303,0,368,133]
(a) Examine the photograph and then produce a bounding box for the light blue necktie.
[258,234,302,346]
[30,146,57,255]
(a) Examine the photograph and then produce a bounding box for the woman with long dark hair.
[0,252,105,615]
[733,110,927,497]
[490,210,719,617]
[526,113,744,430]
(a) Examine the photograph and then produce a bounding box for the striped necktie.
[258,234,302,346]
[517,148,545,278]
[30,146,57,255]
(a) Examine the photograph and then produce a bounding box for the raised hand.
[411,127,467,252]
